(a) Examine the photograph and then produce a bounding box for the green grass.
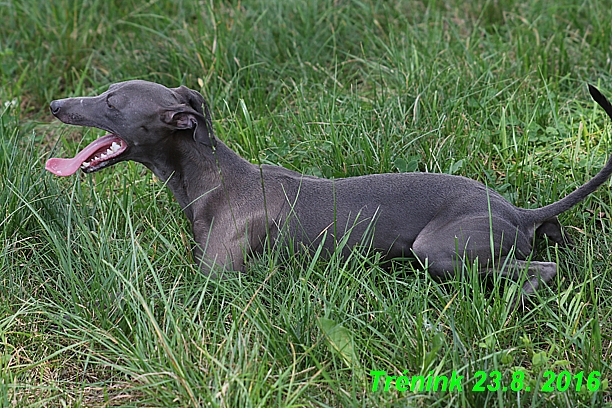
[1,0,612,406]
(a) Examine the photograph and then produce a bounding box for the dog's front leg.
[192,220,245,277]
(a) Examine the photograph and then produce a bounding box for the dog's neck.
[143,139,256,223]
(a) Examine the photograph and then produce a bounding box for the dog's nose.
[50,100,62,115]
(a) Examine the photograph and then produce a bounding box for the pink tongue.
[45,134,119,176]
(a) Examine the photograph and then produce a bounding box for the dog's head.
[46,80,215,176]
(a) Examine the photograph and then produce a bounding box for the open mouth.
[45,134,128,176]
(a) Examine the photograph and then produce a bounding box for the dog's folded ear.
[163,85,216,147]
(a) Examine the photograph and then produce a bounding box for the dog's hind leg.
[411,215,533,276]
[476,259,557,309]
[411,215,555,308]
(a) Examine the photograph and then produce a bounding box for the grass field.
[1,0,612,406]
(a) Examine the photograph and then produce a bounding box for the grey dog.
[46,80,612,304]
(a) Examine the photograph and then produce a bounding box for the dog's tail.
[525,84,612,222]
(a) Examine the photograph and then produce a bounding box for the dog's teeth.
[100,153,107,159]
[82,162,90,168]
[111,142,120,151]
[106,148,113,155]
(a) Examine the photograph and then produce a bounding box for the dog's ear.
[163,86,216,147]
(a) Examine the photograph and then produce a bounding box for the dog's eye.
[106,95,116,109]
